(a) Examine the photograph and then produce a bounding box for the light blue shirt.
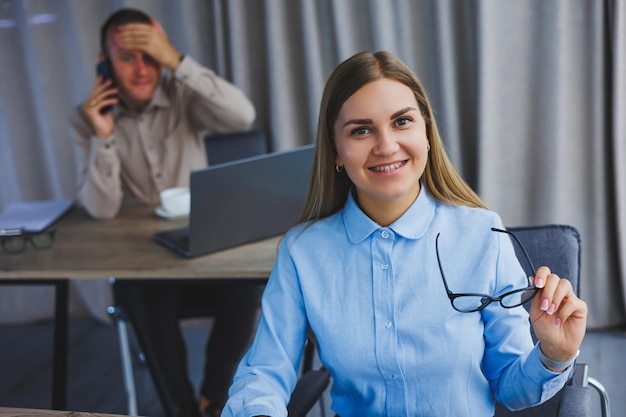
[223,188,571,417]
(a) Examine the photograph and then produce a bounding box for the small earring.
[335,164,343,173]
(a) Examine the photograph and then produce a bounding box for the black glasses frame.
[0,229,56,255]
[435,227,539,313]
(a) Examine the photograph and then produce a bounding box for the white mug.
[158,187,190,217]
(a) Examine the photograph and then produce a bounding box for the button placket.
[136,114,162,184]
[371,227,401,394]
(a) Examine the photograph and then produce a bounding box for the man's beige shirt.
[70,56,256,219]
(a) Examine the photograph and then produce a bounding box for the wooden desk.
[0,206,279,410]
[0,206,280,280]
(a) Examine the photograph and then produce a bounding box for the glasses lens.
[452,295,490,312]
[2,237,26,254]
[501,287,538,308]
[30,231,55,249]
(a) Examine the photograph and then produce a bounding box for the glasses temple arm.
[435,233,454,293]
[490,227,538,276]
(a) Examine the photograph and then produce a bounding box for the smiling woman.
[221,51,588,417]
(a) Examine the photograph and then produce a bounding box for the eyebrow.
[342,118,372,128]
[342,107,418,128]
[391,107,417,119]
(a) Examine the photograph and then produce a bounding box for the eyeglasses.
[435,227,539,313]
[0,229,56,254]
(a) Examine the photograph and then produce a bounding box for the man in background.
[70,8,261,417]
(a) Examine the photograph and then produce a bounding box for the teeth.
[371,161,405,172]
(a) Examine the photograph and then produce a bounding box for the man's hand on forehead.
[113,23,157,51]
[112,20,181,69]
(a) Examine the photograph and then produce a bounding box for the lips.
[132,80,152,87]
[369,160,407,173]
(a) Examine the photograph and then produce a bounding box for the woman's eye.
[395,117,411,127]
[351,126,370,136]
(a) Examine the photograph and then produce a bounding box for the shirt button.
[155,172,161,179]
[381,230,389,238]
[381,262,388,270]
[385,320,392,328]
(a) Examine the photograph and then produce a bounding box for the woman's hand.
[529,266,588,370]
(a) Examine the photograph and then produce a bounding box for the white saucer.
[154,206,189,219]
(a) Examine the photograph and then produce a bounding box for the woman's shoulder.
[283,212,344,246]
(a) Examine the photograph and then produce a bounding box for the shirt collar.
[343,185,437,243]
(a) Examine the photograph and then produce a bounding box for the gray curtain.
[0,0,623,329]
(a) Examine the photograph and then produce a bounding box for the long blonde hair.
[298,51,486,224]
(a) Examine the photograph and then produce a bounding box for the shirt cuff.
[528,343,574,401]
[91,135,116,151]
[174,54,199,83]
[538,346,579,372]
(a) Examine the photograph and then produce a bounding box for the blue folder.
[0,198,75,234]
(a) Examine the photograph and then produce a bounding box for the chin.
[133,94,153,102]
[377,185,421,202]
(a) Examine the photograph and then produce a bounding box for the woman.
[222,51,587,417]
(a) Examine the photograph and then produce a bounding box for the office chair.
[203,129,268,165]
[108,130,331,417]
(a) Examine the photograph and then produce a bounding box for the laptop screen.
[155,144,315,258]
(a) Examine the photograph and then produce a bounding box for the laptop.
[154,144,315,258]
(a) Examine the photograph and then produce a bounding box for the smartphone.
[96,59,116,114]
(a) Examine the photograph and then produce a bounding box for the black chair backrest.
[204,130,268,165]
[507,224,581,296]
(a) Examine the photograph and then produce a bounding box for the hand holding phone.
[95,59,116,114]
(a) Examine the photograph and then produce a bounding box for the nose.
[373,128,399,156]
[135,57,149,75]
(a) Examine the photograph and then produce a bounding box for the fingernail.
[547,303,556,315]
[535,277,545,287]
[554,317,562,326]
[540,299,549,311]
